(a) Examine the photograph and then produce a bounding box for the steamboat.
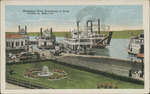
[126,33,144,55]
[63,19,113,55]
[36,28,56,49]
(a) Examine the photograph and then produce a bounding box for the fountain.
[38,66,53,76]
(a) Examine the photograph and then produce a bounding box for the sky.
[5,5,143,32]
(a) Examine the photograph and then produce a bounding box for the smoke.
[76,6,111,22]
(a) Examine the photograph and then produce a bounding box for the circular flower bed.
[24,67,67,80]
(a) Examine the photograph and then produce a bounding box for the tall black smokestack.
[98,19,100,34]
[18,25,20,33]
[77,21,79,31]
[25,26,27,35]
[50,28,52,35]
[77,21,80,38]
[40,28,42,38]
[86,21,89,37]
[91,21,93,33]
[86,21,88,28]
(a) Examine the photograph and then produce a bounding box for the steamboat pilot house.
[37,28,56,49]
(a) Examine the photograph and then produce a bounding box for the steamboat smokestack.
[18,25,20,33]
[86,21,89,37]
[77,21,80,38]
[40,28,42,38]
[91,21,93,32]
[50,28,52,35]
[25,26,27,35]
[77,21,79,31]
[86,21,88,28]
[98,19,100,34]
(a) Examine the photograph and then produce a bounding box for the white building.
[6,34,27,51]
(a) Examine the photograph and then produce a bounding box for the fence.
[6,77,54,89]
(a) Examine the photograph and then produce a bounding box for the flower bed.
[24,68,67,80]
[51,69,65,74]
[48,69,67,80]
[97,83,118,89]
[24,67,42,79]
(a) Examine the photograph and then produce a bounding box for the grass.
[6,30,143,39]
[6,61,144,89]
[110,30,143,39]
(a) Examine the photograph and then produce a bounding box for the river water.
[29,36,140,61]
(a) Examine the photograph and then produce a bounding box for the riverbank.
[6,60,144,89]
[32,49,144,81]
[6,29,143,39]
[55,53,144,81]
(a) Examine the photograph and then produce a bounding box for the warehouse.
[6,34,27,51]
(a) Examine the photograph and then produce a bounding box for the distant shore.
[6,30,144,39]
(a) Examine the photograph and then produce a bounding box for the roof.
[6,34,23,38]
[136,53,144,58]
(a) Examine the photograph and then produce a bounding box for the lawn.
[6,61,144,89]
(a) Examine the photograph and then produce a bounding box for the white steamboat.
[126,33,144,55]
[63,19,113,55]
[36,28,56,49]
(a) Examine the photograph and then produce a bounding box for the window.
[21,41,23,46]
[6,42,9,47]
[18,42,20,46]
[16,42,18,46]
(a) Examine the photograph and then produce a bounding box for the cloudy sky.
[5,5,143,32]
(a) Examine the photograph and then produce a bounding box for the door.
[12,42,14,48]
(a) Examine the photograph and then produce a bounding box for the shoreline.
[5,29,144,38]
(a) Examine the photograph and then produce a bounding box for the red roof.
[136,53,144,58]
[6,34,23,38]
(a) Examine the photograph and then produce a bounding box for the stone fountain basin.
[38,72,53,76]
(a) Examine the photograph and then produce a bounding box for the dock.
[55,53,144,81]
[28,41,38,45]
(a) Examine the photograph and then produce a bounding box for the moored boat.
[126,33,144,55]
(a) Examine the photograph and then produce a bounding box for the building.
[36,28,56,49]
[6,34,27,51]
